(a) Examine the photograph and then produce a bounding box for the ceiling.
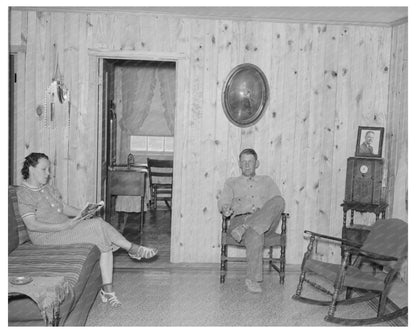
[19,6,408,26]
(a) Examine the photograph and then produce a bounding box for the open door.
[9,54,15,185]
[99,59,115,218]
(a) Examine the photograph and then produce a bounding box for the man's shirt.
[218,175,281,216]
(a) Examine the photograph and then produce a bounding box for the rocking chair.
[292,218,408,326]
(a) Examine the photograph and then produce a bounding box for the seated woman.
[16,152,158,307]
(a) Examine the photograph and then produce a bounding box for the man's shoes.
[231,224,247,243]
[245,278,262,293]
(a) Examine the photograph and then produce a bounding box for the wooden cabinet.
[345,157,384,204]
[341,156,387,258]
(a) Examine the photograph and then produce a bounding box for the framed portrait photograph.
[355,126,384,158]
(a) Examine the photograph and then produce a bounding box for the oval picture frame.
[221,63,270,128]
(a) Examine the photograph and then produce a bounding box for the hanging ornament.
[52,45,70,105]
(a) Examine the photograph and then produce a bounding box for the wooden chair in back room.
[147,158,173,211]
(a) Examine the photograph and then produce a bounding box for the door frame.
[89,50,186,261]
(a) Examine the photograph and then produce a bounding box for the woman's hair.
[239,148,258,161]
[21,152,49,180]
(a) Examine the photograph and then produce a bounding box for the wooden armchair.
[292,218,408,325]
[220,212,289,284]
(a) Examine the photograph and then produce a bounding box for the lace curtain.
[158,63,175,134]
[118,62,175,136]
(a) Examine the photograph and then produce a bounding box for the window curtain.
[118,65,157,135]
[118,62,175,136]
[158,63,176,135]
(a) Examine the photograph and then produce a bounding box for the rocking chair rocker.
[292,218,408,326]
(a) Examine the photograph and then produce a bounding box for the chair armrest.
[343,245,399,262]
[281,213,288,235]
[222,212,289,234]
[304,230,362,248]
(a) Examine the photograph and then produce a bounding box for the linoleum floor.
[85,209,407,326]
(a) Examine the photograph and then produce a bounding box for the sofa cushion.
[9,242,100,290]
[8,186,30,244]
[8,243,101,323]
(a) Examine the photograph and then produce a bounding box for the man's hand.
[221,204,234,217]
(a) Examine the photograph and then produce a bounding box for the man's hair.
[239,148,258,160]
[365,130,375,137]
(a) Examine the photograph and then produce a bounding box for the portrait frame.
[221,63,270,128]
[355,126,384,158]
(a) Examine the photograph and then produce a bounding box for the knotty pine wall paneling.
[9,9,407,264]
[170,18,191,262]
[386,22,408,282]
[211,20,241,261]
[181,18,205,262]
[317,24,339,261]
[199,19,221,262]
[386,23,408,220]
[290,23,314,262]
[328,25,353,261]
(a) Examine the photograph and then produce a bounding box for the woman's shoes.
[128,245,158,261]
[100,289,121,307]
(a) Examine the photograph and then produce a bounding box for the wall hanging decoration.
[41,51,71,128]
[221,63,270,127]
[355,126,384,158]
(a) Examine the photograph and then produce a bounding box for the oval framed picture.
[221,63,270,128]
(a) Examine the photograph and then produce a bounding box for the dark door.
[9,54,15,185]
[100,59,115,218]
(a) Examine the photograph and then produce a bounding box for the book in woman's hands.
[75,201,105,221]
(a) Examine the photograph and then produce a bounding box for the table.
[107,167,148,234]
[8,276,71,326]
[340,201,388,259]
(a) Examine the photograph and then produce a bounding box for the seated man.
[218,148,285,293]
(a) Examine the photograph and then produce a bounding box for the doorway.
[99,57,176,267]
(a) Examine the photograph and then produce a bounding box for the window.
[130,136,174,152]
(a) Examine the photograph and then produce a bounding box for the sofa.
[8,186,102,326]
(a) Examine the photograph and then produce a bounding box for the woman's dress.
[16,184,120,252]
